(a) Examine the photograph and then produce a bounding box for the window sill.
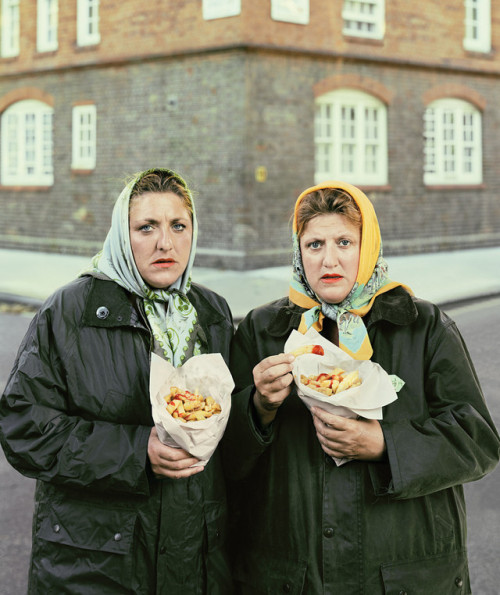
[0,185,52,191]
[75,41,101,51]
[357,184,392,192]
[343,35,384,46]
[71,168,95,176]
[463,47,493,59]
[424,183,486,191]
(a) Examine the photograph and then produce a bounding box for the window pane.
[424,99,482,185]
[342,0,384,39]
[314,89,387,185]
[1,100,54,185]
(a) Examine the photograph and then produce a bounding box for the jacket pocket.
[381,550,470,594]
[37,497,137,554]
[233,550,307,594]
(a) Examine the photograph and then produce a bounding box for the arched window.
[423,98,482,185]
[314,89,388,185]
[1,100,54,186]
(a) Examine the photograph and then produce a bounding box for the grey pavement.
[0,246,499,321]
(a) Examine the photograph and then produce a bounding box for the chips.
[164,387,222,423]
[300,368,362,397]
[290,344,325,357]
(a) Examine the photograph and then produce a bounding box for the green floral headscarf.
[83,168,204,366]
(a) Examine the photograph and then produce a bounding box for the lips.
[321,274,343,282]
[152,258,175,268]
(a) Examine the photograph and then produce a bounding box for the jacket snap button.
[96,306,109,319]
[53,524,60,533]
[282,583,291,593]
[113,533,122,541]
[455,577,463,588]
[323,527,334,538]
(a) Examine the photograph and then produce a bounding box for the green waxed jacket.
[0,276,234,595]
[223,287,499,595]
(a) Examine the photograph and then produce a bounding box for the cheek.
[130,235,150,265]
[175,235,192,263]
[301,252,320,283]
[349,253,361,277]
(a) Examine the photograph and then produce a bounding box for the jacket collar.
[82,276,139,328]
[366,286,418,326]
[81,277,227,331]
[267,287,417,338]
[188,283,229,328]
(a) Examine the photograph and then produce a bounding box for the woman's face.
[129,192,193,289]
[300,213,361,304]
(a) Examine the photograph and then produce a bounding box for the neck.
[321,316,339,346]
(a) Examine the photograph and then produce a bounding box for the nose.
[157,227,173,251]
[322,243,339,268]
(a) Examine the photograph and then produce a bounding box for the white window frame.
[77,0,100,46]
[72,105,97,170]
[1,0,20,57]
[202,0,241,20]
[315,89,388,186]
[1,100,54,186]
[463,0,491,53]
[271,0,309,25]
[423,98,482,186]
[342,0,385,40]
[37,0,59,52]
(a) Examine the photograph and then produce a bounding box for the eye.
[139,224,153,232]
[307,240,322,250]
[173,222,186,232]
[338,238,351,247]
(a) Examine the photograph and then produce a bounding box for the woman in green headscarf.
[0,168,234,594]
[223,181,499,594]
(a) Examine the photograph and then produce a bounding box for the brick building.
[1,0,499,269]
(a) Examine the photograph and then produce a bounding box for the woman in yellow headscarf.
[223,181,499,594]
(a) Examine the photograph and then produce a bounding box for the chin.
[318,291,348,305]
[147,275,179,289]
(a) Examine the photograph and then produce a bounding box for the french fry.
[299,367,362,397]
[336,370,360,393]
[163,387,221,423]
[290,344,325,357]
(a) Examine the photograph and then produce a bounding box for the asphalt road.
[0,297,499,594]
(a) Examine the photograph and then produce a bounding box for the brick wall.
[5,1,500,77]
[1,1,500,269]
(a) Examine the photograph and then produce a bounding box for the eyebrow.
[133,216,190,224]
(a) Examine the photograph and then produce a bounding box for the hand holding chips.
[150,353,234,465]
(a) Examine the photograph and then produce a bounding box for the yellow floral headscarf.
[289,181,412,360]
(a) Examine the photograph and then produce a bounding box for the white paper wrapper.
[285,328,399,465]
[149,352,234,465]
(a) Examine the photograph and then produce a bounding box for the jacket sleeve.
[0,308,152,496]
[371,313,500,500]
[221,314,275,482]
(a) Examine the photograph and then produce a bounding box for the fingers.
[311,407,350,430]
[148,428,204,479]
[310,409,386,461]
[253,353,295,398]
[254,353,294,384]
